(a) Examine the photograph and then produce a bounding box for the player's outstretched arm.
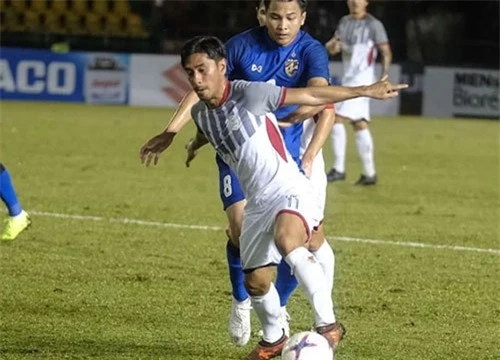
[282,76,408,107]
[139,90,200,167]
[278,77,328,124]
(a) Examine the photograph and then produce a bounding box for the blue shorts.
[216,154,245,210]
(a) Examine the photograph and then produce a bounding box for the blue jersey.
[225,27,330,165]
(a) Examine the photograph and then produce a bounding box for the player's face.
[183,53,227,103]
[265,0,306,46]
[347,0,368,16]
[256,3,266,26]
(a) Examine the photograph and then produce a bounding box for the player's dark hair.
[263,0,307,12]
[181,36,226,67]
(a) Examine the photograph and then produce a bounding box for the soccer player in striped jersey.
[180,35,405,359]
[141,0,338,346]
[325,0,393,185]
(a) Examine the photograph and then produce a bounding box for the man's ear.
[218,58,227,74]
[300,11,307,26]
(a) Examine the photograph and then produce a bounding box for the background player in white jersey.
[180,35,405,360]
[325,0,393,185]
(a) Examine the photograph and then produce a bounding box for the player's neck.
[206,80,231,109]
[351,11,367,20]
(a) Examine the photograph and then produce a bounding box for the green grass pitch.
[0,101,499,359]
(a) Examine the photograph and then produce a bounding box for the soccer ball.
[281,331,334,360]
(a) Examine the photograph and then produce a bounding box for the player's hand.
[301,155,313,179]
[139,132,176,167]
[326,36,341,55]
[185,138,198,167]
[365,75,408,100]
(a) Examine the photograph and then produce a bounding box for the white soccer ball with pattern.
[281,331,334,360]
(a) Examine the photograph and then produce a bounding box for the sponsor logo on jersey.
[251,64,263,73]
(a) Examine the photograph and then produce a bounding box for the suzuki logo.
[162,63,191,103]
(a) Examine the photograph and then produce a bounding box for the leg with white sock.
[245,266,289,360]
[308,225,335,296]
[331,122,347,173]
[245,270,284,344]
[275,213,336,327]
[224,200,253,347]
[285,247,335,326]
[275,212,345,351]
[354,121,376,178]
[327,119,347,182]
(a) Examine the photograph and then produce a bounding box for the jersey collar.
[215,80,231,108]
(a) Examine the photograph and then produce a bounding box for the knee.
[244,274,271,296]
[307,225,325,252]
[308,235,325,252]
[275,231,303,257]
[353,120,368,131]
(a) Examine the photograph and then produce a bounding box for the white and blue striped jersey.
[191,80,307,207]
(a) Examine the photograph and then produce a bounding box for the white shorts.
[336,96,371,121]
[300,119,327,219]
[239,181,322,271]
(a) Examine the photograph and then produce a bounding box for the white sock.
[285,247,335,327]
[311,240,335,296]
[331,123,346,173]
[250,283,284,343]
[355,128,376,177]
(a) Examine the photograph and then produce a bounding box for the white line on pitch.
[29,210,500,255]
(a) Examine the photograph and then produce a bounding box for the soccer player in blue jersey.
[180,35,404,360]
[0,163,31,240]
[141,0,336,346]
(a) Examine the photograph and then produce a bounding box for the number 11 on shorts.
[286,194,299,209]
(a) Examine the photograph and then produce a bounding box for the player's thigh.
[243,265,276,296]
[274,184,322,255]
[274,211,310,256]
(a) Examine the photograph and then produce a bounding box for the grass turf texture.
[1,101,499,359]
